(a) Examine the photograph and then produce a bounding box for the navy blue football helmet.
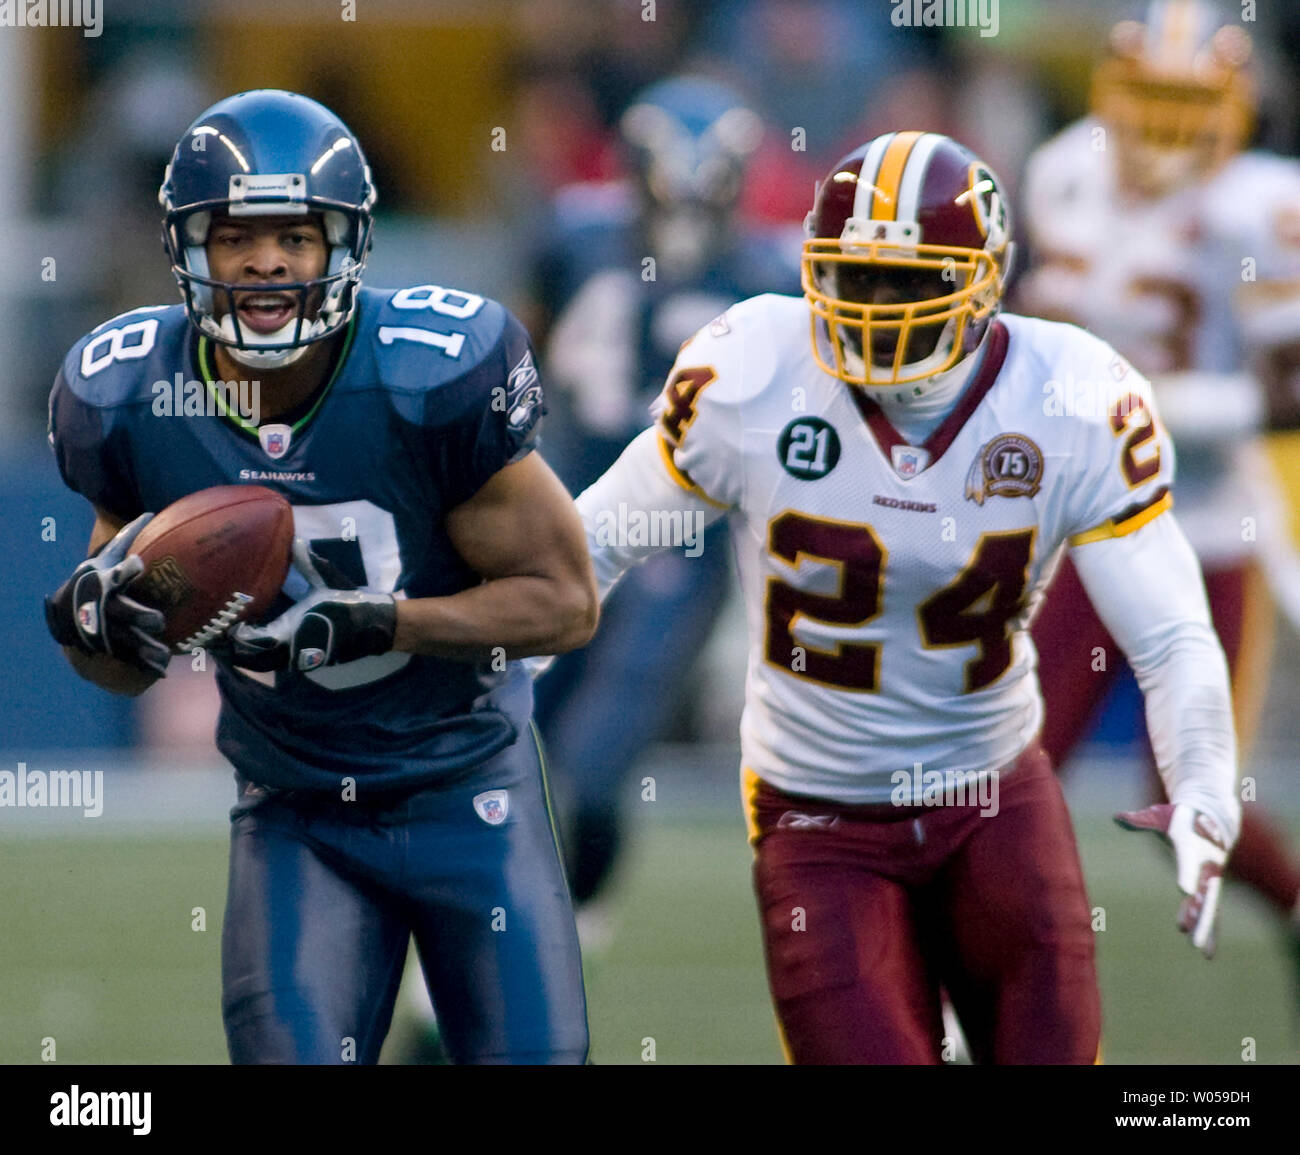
[159,90,376,368]
[619,76,762,278]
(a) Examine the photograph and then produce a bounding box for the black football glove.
[44,512,171,676]
[223,539,397,673]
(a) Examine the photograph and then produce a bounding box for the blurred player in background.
[399,73,797,1064]
[573,129,1240,1062]
[531,75,801,936]
[44,90,595,1064]
[1019,0,1300,983]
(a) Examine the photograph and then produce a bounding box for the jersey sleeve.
[648,307,753,511]
[431,309,546,509]
[1233,158,1300,348]
[1059,339,1176,547]
[1071,513,1239,843]
[46,363,141,521]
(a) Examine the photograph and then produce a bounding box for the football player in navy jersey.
[530,76,801,931]
[43,90,597,1065]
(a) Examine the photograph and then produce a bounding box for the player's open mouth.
[235,293,298,335]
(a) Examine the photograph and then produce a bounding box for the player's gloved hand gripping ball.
[44,513,171,676]
[1114,802,1231,958]
[222,539,397,673]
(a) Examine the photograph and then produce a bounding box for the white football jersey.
[1021,118,1300,564]
[649,293,1174,803]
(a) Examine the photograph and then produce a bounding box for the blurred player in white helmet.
[1020,0,1300,995]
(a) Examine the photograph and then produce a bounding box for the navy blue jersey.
[532,180,800,492]
[48,285,546,792]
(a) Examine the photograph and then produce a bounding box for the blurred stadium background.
[1,0,1298,1064]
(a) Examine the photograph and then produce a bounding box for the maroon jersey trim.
[847,320,1009,469]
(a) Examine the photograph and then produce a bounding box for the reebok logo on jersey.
[473,790,509,825]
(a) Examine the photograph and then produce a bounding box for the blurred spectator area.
[5,0,1299,756]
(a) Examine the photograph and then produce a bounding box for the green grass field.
[2,805,1297,1065]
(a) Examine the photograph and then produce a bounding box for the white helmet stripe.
[895,132,945,226]
[851,133,896,221]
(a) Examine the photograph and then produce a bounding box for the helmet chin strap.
[204,313,325,370]
[225,343,310,370]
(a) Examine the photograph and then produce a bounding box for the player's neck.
[212,335,342,425]
[872,349,980,445]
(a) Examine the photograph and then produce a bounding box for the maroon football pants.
[1032,555,1300,916]
[747,746,1100,1064]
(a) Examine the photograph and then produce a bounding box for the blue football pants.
[220,725,588,1064]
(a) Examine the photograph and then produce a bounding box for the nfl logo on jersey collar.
[259,423,293,460]
[891,445,931,478]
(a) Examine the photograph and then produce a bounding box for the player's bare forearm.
[392,573,597,659]
[63,645,160,697]
[404,451,598,661]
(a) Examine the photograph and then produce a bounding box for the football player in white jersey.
[1019,0,1300,974]
[571,128,1239,1064]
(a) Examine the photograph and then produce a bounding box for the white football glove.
[1114,802,1230,958]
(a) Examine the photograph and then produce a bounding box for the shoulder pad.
[358,283,510,397]
[61,305,189,408]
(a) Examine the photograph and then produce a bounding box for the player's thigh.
[221,791,410,1064]
[938,751,1099,1064]
[752,823,942,1064]
[407,730,588,1064]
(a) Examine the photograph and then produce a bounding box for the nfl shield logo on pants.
[473,789,509,826]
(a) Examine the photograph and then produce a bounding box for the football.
[126,485,294,652]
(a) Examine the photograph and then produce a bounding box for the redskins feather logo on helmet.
[802,131,1013,388]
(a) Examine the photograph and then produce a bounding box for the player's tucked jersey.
[535,178,800,491]
[652,294,1174,802]
[48,285,545,792]
[1021,118,1300,565]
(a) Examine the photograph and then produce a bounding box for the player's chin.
[847,331,901,369]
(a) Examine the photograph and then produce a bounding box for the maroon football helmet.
[802,131,1013,387]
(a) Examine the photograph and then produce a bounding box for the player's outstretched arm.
[1069,513,1240,957]
[45,507,168,696]
[575,426,728,603]
[394,451,599,661]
